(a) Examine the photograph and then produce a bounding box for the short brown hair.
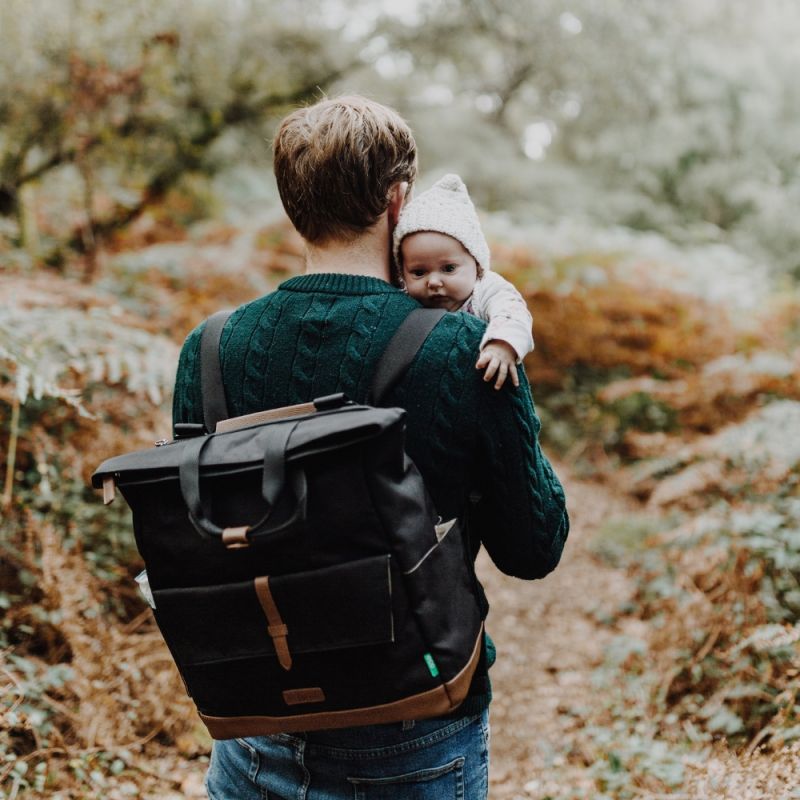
[273,95,417,244]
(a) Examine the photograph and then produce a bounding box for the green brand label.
[423,653,439,678]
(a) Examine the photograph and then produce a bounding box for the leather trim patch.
[283,688,325,706]
[216,402,315,433]
[102,477,116,505]
[222,526,249,549]
[200,624,484,738]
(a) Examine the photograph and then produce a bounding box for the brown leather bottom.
[200,626,484,739]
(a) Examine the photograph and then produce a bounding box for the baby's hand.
[475,340,520,390]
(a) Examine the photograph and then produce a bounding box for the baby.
[393,174,534,389]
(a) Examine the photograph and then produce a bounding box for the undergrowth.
[0,228,296,796]
[631,498,800,748]
[2,226,799,796]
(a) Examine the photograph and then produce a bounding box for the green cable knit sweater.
[172,273,569,716]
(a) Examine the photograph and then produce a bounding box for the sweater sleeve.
[471,271,534,362]
[470,366,569,579]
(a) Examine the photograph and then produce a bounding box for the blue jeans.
[205,710,490,799]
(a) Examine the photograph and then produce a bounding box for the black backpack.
[92,308,485,739]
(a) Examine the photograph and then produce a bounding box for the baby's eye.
[409,269,426,278]
[442,264,458,273]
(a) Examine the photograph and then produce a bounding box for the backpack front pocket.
[148,552,447,724]
[152,554,395,667]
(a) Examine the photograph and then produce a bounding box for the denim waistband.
[264,711,487,760]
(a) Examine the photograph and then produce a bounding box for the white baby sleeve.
[470,271,534,362]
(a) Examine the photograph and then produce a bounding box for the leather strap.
[102,476,116,505]
[254,576,292,671]
[222,526,249,549]
[216,402,316,433]
[368,308,446,406]
[200,309,234,433]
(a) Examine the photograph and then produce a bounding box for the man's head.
[273,95,417,245]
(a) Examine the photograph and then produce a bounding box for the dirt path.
[477,466,639,799]
[479,466,800,800]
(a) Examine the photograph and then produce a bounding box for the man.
[172,95,569,800]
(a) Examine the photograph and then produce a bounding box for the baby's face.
[400,232,478,311]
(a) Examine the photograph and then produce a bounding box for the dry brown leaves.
[1,517,206,797]
[526,282,737,387]
[37,522,193,750]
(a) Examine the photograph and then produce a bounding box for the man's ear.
[387,181,409,229]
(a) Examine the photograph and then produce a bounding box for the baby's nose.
[428,275,443,287]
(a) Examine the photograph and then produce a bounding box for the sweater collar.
[279,273,401,296]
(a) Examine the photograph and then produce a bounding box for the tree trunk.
[77,156,98,282]
[18,183,40,266]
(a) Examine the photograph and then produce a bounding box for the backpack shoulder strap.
[200,309,234,432]
[369,308,446,406]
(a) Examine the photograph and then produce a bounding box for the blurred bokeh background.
[2,1,800,797]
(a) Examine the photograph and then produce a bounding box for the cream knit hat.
[393,173,491,272]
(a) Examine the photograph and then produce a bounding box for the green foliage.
[583,725,690,799]
[0,0,355,261]
[605,392,678,436]
[535,369,676,471]
[0,653,76,795]
[592,514,671,565]
[0,305,177,409]
[0,288,175,585]
[625,498,800,745]
[2,0,800,285]
[542,630,701,800]
[535,366,633,454]
[376,0,800,281]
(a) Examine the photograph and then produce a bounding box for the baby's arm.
[471,271,534,389]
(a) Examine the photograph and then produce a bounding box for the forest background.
[2,0,800,797]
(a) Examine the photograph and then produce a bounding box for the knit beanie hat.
[393,173,491,272]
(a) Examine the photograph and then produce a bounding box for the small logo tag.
[423,653,439,678]
[282,687,325,706]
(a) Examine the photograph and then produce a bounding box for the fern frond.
[0,306,178,410]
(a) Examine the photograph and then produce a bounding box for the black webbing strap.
[368,308,446,406]
[200,309,234,433]
[200,306,445,428]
